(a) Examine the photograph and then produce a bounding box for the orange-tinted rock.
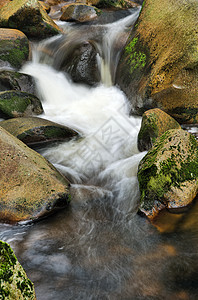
[138,108,181,151]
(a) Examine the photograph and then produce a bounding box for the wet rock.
[94,0,138,9]
[0,241,36,299]
[60,4,99,23]
[0,126,71,223]
[0,71,36,95]
[138,108,181,152]
[138,129,198,220]
[0,117,79,147]
[61,41,100,86]
[39,1,50,13]
[0,28,29,70]
[116,0,198,124]
[0,90,43,119]
[0,0,62,39]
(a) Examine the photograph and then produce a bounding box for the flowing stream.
[0,8,198,300]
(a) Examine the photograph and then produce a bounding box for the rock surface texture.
[0,241,36,299]
[138,129,198,220]
[116,0,198,123]
[0,126,71,223]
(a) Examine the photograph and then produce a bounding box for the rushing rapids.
[0,8,198,300]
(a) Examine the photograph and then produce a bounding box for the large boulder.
[0,71,36,95]
[138,108,181,151]
[0,90,43,119]
[0,0,62,39]
[116,0,198,124]
[0,126,71,223]
[0,241,36,299]
[138,129,198,220]
[0,117,79,147]
[0,29,29,70]
[60,4,99,23]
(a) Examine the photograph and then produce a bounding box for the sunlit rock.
[60,3,100,23]
[0,71,36,95]
[138,129,198,220]
[116,0,198,123]
[0,29,29,69]
[0,117,79,147]
[0,91,43,119]
[138,108,181,151]
[0,126,71,223]
[0,241,36,299]
[0,0,62,39]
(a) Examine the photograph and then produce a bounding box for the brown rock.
[60,4,98,23]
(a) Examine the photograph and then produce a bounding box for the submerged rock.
[0,90,43,119]
[60,4,99,23]
[138,129,198,220]
[116,0,198,123]
[0,70,36,95]
[138,108,181,151]
[0,126,71,223]
[0,0,62,39]
[0,241,36,299]
[0,28,29,69]
[0,117,79,147]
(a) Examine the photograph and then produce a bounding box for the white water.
[21,9,146,216]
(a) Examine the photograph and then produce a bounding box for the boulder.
[0,126,71,223]
[0,71,36,95]
[138,129,198,220]
[0,241,36,299]
[60,41,100,85]
[0,91,43,119]
[116,0,198,124]
[0,117,79,147]
[93,0,138,9]
[138,108,181,151]
[60,4,99,23]
[0,29,29,70]
[0,0,62,39]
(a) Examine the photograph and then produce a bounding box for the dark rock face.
[61,42,100,86]
[0,241,36,299]
[138,108,181,152]
[0,117,79,147]
[0,0,62,39]
[0,126,71,224]
[138,129,198,220]
[0,71,36,95]
[0,90,43,119]
[116,0,198,124]
[0,28,29,69]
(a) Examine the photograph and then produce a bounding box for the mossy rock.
[0,117,79,147]
[60,4,99,23]
[0,90,43,119]
[93,0,138,9]
[138,129,198,220]
[116,0,198,124]
[0,126,71,223]
[0,28,29,69]
[0,241,36,299]
[138,108,181,151]
[0,0,62,39]
[0,70,36,95]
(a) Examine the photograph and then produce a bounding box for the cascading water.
[0,8,198,300]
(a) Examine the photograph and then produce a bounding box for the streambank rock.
[60,4,99,23]
[0,91,43,119]
[0,117,79,147]
[0,71,36,95]
[0,241,36,299]
[138,129,198,220]
[0,29,29,69]
[94,0,138,9]
[116,0,198,124]
[61,42,100,85]
[0,0,62,39]
[138,108,181,151]
[0,126,71,223]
